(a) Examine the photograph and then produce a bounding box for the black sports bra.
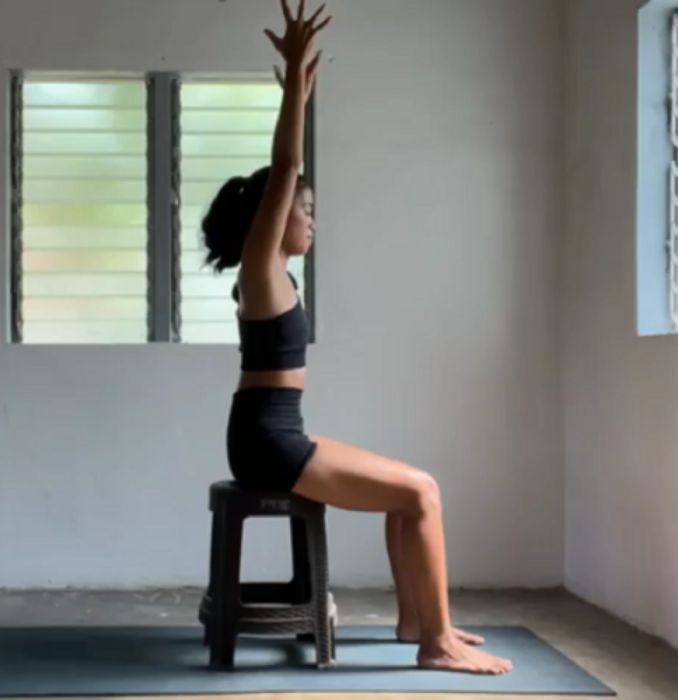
[232,272,309,371]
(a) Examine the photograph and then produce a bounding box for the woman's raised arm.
[241,0,331,271]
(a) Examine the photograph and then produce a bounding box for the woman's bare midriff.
[238,368,306,391]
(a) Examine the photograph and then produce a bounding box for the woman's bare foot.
[397,621,485,646]
[417,631,512,675]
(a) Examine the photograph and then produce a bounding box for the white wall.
[0,0,564,589]
[563,0,678,648]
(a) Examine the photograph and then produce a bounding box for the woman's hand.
[265,0,332,101]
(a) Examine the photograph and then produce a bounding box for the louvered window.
[12,77,147,343]
[178,79,308,344]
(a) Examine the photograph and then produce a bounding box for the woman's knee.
[401,470,441,517]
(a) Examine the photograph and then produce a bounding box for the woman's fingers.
[269,1,329,66]
[305,3,326,28]
[264,28,284,54]
[304,50,322,98]
[304,5,330,45]
[280,0,293,23]
[306,49,322,76]
[309,13,332,38]
[274,49,320,96]
[305,70,318,101]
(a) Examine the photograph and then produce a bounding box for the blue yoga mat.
[0,624,615,696]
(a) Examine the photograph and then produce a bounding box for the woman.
[201,0,512,676]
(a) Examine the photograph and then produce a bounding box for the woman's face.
[282,187,315,257]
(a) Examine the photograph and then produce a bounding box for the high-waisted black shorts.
[226,387,318,492]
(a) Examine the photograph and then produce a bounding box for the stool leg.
[291,517,315,642]
[307,511,333,668]
[290,516,312,603]
[210,507,243,669]
[202,507,221,646]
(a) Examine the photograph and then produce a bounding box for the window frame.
[670,12,678,331]
[9,72,23,344]
[636,0,678,337]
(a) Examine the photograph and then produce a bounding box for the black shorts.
[226,387,318,492]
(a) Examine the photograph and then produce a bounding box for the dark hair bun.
[201,176,251,273]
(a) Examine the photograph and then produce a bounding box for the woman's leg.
[387,513,486,646]
[293,434,512,675]
[385,513,419,636]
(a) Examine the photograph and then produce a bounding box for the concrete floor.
[1,587,677,700]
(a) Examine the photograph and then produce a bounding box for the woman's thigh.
[292,434,434,514]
